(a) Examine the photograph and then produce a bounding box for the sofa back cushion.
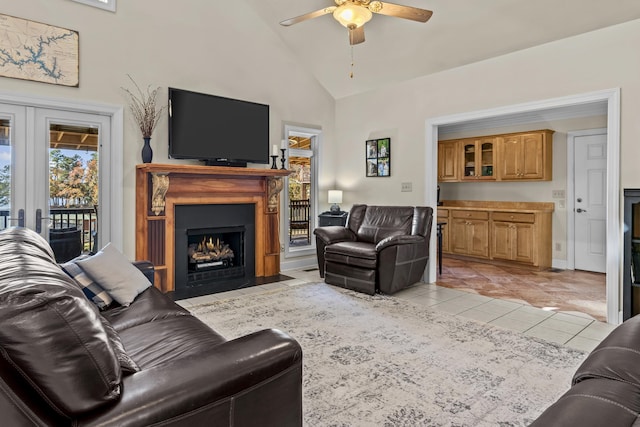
[0,227,122,417]
[354,206,415,244]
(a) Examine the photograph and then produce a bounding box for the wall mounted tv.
[168,87,269,167]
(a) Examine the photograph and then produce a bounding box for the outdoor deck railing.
[0,208,98,252]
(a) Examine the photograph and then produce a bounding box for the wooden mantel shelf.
[135,164,291,293]
[136,163,291,178]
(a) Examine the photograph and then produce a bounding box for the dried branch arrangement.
[121,75,166,138]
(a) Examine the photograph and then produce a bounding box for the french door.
[0,102,110,260]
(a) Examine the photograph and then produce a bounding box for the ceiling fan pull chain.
[350,45,355,78]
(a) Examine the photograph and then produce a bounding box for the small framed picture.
[366,138,391,177]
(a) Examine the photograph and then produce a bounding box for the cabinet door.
[461,141,477,180]
[438,141,459,181]
[491,221,512,260]
[498,135,522,180]
[520,133,544,179]
[467,219,489,258]
[461,139,495,181]
[450,219,469,254]
[477,138,495,179]
[513,222,535,263]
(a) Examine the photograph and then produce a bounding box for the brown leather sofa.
[530,315,640,426]
[0,227,303,427]
[314,204,433,295]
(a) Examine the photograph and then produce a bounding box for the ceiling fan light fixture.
[333,3,373,28]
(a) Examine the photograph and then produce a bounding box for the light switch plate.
[401,182,412,192]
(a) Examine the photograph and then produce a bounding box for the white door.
[0,103,109,260]
[573,130,607,273]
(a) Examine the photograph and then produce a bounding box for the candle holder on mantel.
[280,149,287,170]
[270,155,278,170]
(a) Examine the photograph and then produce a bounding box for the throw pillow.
[61,255,114,310]
[76,243,152,306]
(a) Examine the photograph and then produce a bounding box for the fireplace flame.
[189,235,234,263]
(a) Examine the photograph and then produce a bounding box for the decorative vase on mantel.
[141,137,153,163]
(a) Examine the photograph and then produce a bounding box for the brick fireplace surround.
[135,164,290,294]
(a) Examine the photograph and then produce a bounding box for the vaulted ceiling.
[244,0,640,99]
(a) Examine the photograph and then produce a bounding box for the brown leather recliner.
[314,205,433,295]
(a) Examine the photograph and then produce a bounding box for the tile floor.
[177,268,617,353]
[436,257,607,322]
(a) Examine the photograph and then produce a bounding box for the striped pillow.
[61,255,114,310]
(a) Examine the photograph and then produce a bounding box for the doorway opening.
[426,89,620,324]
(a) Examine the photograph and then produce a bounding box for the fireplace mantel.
[136,164,290,293]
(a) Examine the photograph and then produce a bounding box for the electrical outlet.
[555,242,561,251]
[401,182,412,192]
[558,199,565,209]
[552,190,565,199]
[280,244,284,252]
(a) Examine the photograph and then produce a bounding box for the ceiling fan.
[280,0,433,45]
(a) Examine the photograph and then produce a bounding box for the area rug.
[189,283,587,426]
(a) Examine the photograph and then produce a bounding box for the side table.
[318,211,348,227]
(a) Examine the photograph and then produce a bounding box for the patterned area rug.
[190,283,587,426]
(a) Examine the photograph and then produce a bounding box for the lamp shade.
[333,4,373,28]
[328,190,343,204]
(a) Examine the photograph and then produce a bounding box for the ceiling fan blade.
[349,26,365,45]
[280,7,337,26]
[373,2,433,23]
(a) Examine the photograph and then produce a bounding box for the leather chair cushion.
[0,227,122,416]
[117,315,227,369]
[356,206,415,244]
[325,241,377,269]
[103,286,192,331]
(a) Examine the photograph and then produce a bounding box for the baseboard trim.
[552,259,568,270]
[281,256,317,272]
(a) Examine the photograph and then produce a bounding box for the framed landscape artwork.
[366,138,391,177]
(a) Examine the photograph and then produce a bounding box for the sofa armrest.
[132,261,154,285]
[313,226,356,245]
[78,328,302,427]
[375,234,424,252]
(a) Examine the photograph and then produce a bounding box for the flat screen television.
[168,88,269,167]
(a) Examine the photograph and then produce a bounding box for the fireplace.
[135,164,289,294]
[174,203,255,300]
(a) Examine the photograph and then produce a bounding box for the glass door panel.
[48,122,100,259]
[480,141,494,178]
[288,145,312,248]
[463,142,476,178]
[0,104,27,232]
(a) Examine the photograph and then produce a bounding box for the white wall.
[0,0,336,257]
[334,19,640,207]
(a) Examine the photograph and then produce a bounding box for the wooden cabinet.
[440,202,553,269]
[438,140,460,182]
[450,210,489,258]
[497,131,553,181]
[438,129,553,182]
[491,212,535,263]
[461,138,496,181]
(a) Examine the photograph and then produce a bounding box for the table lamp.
[328,190,343,213]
